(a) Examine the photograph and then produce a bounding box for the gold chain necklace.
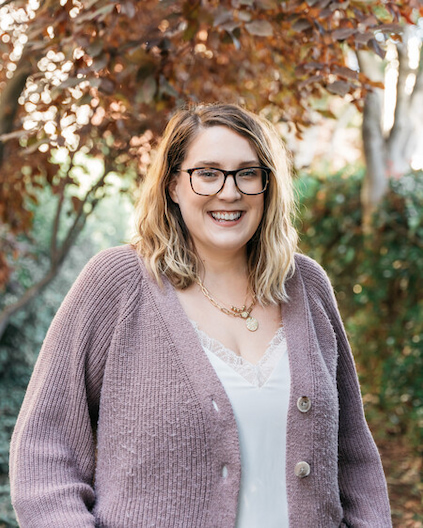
[196,278,259,332]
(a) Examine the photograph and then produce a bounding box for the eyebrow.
[192,160,260,168]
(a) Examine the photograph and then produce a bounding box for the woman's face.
[169,125,265,260]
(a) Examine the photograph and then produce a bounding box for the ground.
[377,432,423,527]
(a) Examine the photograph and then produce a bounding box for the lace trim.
[191,322,287,388]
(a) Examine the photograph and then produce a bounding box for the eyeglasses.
[178,167,270,196]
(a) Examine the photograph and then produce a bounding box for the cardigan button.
[294,461,311,478]
[212,399,219,412]
[297,396,311,413]
[221,465,228,478]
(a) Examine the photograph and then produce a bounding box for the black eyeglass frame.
[177,167,270,196]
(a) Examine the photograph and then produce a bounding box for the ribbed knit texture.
[9,245,391,528]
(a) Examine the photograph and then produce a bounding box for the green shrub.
[298,169,423,448]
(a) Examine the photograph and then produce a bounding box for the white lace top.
[192,323,291,527]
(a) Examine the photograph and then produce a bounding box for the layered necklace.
[196,278,259,332]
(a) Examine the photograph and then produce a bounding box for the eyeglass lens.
[191,168,267,195]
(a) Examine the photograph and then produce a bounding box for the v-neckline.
[190,322,287,388]
[190,321,284,366]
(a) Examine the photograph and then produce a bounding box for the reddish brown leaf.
[354,31,374,45]
[136,76,157,104]
[332,65,358,80]
[86,39,104,58]
[368,38,386,59]
[332,27,356,41]
[245,20,273,37]
[326,80,351,96]
[377,23,404,34]
[99,78,115,95]
[71,195,82,212]
[292,18,312,32]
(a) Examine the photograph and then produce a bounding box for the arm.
[302,257,391,527]
[9,246,140,527]
[334,308,392,527]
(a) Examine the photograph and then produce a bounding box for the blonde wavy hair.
[132,103,298,304]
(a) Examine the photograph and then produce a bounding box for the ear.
[168,173,180,204]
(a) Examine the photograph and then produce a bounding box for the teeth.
[211,212,242,221]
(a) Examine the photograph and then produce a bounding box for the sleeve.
[9,247,140,528]
[308,259,392,527]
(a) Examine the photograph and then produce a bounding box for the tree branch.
[0,54,32,167]
[55,170,108,268]
[361,90,388,210]
[0,165,112,340]
[50,181,66,263]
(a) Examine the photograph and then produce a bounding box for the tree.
[0,0,421,337]
[358,23,423,224]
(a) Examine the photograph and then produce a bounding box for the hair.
[131,103,298,304]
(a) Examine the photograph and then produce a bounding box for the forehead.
[184,125,259,166]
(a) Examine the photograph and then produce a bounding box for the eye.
[195,169,221,179]
[238,168,259,178]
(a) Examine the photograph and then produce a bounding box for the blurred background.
[0,1,422,526]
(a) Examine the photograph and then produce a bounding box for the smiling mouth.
[210,211,242,221]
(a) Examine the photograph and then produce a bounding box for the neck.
[196,248,251,305]
[199,248,247,278]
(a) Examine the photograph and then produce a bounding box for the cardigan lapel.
[282,261,317,523]
[136,258,241,525]
[143,270,237,418]
[282,262,315,407]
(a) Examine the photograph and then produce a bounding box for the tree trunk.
[357,28,422,226]
[357,51,388,227]
[361,90,388,227]
[386,26,416,177]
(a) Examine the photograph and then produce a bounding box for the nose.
[218,175,242,199]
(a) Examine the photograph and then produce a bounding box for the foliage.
[1,0,422,273]
[298,169,423,448]
[0,187,132,527]
[0,149,134,335]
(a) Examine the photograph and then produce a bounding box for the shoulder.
[84,244,141,274]
[79,244,144,287]
[293,253,332,289]
[292,252,337,308]
[65,245,146,314]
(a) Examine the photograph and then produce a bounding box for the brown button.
[294,461,311,478]
[297,396,311,413]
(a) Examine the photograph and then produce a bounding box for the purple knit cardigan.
[10,245,391,527]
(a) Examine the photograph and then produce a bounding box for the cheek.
[168,176,183,204]
[253,198,265,222]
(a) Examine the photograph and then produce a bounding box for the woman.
[10,104,391,527]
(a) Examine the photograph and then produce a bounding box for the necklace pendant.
[240,311,249,319]
[246,316,259,332]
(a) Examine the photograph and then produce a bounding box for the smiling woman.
[168,125,265,267]
[10,104,392,528]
